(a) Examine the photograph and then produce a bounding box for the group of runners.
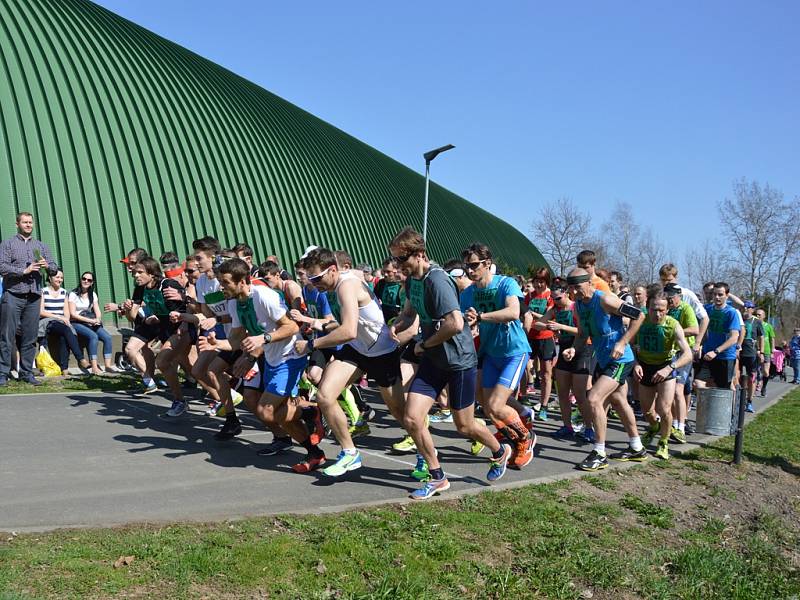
[107,232,780,499]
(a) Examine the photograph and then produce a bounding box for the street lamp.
[422,144,455,241]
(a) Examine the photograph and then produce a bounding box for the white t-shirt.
[228,284,300,367]
[195,273,231,335]
[68,291,98,316]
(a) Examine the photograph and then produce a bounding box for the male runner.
[697,282,741,389]
[576,250,611,293]
[524,267,556,420]
[296,248,406,477]
[563,268,645,471]
[739,301,764,411]
[755,308,775,397]
[664,283,699,442]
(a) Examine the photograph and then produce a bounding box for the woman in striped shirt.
[39,269,90,376]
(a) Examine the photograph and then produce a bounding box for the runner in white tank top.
[296,248,409,478]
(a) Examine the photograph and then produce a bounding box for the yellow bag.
[36,347,62,377]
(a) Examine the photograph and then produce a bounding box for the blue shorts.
[409,359,478,410]
[481,353,528,390]
[244,355,307,397]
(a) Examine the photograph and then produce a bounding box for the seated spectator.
[68,271,118,375]
[39,269,90,376]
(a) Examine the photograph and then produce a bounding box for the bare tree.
[683,239,731,292]
[530,197,592,276]
[717,179,782,298]
[602,200,641,281]
[635,227,666,284]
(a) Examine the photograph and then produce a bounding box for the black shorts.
[308,349,328,370]
[217,349,242,366]
[132,321,173,344]
[555,344,592,375]
[593,360,633,386]
[697,358,736,389]
[337,344,401,388]
[639,361,675,387]
[409,359,477,410]
[740,355,758,377]
[400,341,421,365]
[530,337,557,361]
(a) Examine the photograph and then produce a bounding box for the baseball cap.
[300,245,319,260]
[119,256,131,264]
[743,300,756,308]
[663,282,682,297]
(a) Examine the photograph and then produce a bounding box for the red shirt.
[524,290,554,340]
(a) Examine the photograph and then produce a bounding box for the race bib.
[204,290,227,315]
[408,278,431,324]
[528,297,548,314]
[472,287,499,314]
[142,288,168,316]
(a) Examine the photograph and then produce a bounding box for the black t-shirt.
[741,317,764,358]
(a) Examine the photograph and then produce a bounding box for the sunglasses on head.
[447,268,465,277]
[308,265,333,283]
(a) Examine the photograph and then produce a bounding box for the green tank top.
[668,302,696,347]
[555,306,575,345]
[637,315,679,365]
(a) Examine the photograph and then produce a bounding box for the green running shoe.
[470,439,485,456]
[411,454,430,481]
[392,435,417,454]
[642,422,660,446]
[322,450,362,477]
[670,427,687,444]
[349,421,371,438]
[655,439,670,460]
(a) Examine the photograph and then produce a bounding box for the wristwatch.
[263,333,272,344]
[476,312,483,323]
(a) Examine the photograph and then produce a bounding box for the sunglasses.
[392,253,413,264]
[447,268,465,277]
[308,266,333,283]
[185,268,198,274]
[81,276,93,282]
[464,260,485,271]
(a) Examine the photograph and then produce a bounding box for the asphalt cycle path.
[1,380,794,532]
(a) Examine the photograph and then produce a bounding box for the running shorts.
[639,361,675,387]
[481,353,528,390]
[739,355,758,377]
[400,340,421,365]
[337,344,401,388]
[555,344,592,375]
[409,360,477,410]
[531,337,557,361]
[593,360,633,386]
[696,358,736,389]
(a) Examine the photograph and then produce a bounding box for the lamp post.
[422,144,455,241]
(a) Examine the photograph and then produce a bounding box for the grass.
[1,392,799,599]
[0,373,136,395]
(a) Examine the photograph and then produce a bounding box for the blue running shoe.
[577,427,596,444]
[409,477,450,500]
[487,443,512,482]
[746,403,755,413]
[411,453,430,481]
[553,425,575,440]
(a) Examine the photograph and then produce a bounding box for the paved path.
[0,381,794,532]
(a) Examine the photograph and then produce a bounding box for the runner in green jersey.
[755,308,775,397]
[633,293,692,459]
[665,284,699,442]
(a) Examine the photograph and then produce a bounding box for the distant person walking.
[0,212,58,385]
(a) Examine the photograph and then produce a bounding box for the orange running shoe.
[292,453,326,474]
[511,432,536,469]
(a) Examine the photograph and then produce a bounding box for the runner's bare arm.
[673,324,693,370]
[311,278,361,349]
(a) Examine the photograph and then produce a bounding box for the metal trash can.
[695,388,737,435]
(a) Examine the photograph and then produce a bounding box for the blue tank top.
[575,290,633,368]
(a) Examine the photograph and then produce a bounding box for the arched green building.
[0,0,545,305]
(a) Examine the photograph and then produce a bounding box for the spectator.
[0,212,58,386]
[39,269,91,376]
[69,271,118,375]
[790,329,800,384]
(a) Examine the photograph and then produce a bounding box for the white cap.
[300,245,318,260]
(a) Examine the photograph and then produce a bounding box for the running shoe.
[137,382,159,395]
[670,427,687,444]
[323,450,362,477]
[292,453,327,473]
[537,407,549,422]
[511,433,536,469]
[576,427,596,444]
[349,421,371,438]
[205,401,223,417]
[391,435,417,454]
[608,409,620,421]
[411,454,430,481]
[257,437,293,456]
[642,423,660,446]
[409,477,450,500]
[470,439,485,455]
[181,378,198,390]
[655,439,670,460]
[215,390,244,417]
[579,450,609,471]
[429,410,453,423]
[213,416,242,440]
[156,378,168,389]
[358,376,368,389]
[685,422,695,435]
[610,446,649,462]
[301,405,326,446]
[746,402,755,413]
[487,444,513,482]
[360,404,375,422]
[166,399,188,417]
[553,425,575,440]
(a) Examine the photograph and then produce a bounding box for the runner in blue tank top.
[563,267,646,471]
[459,243,536,470]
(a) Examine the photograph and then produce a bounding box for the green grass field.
[1,392,799,599]
[0,374,135,395]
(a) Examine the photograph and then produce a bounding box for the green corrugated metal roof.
[0,0,546,308]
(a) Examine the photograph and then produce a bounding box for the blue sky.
[92,1,799,262]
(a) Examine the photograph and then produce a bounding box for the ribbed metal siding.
[0,0,546,311]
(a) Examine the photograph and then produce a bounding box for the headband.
[164,263,185,278]
[567,274,590,285]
